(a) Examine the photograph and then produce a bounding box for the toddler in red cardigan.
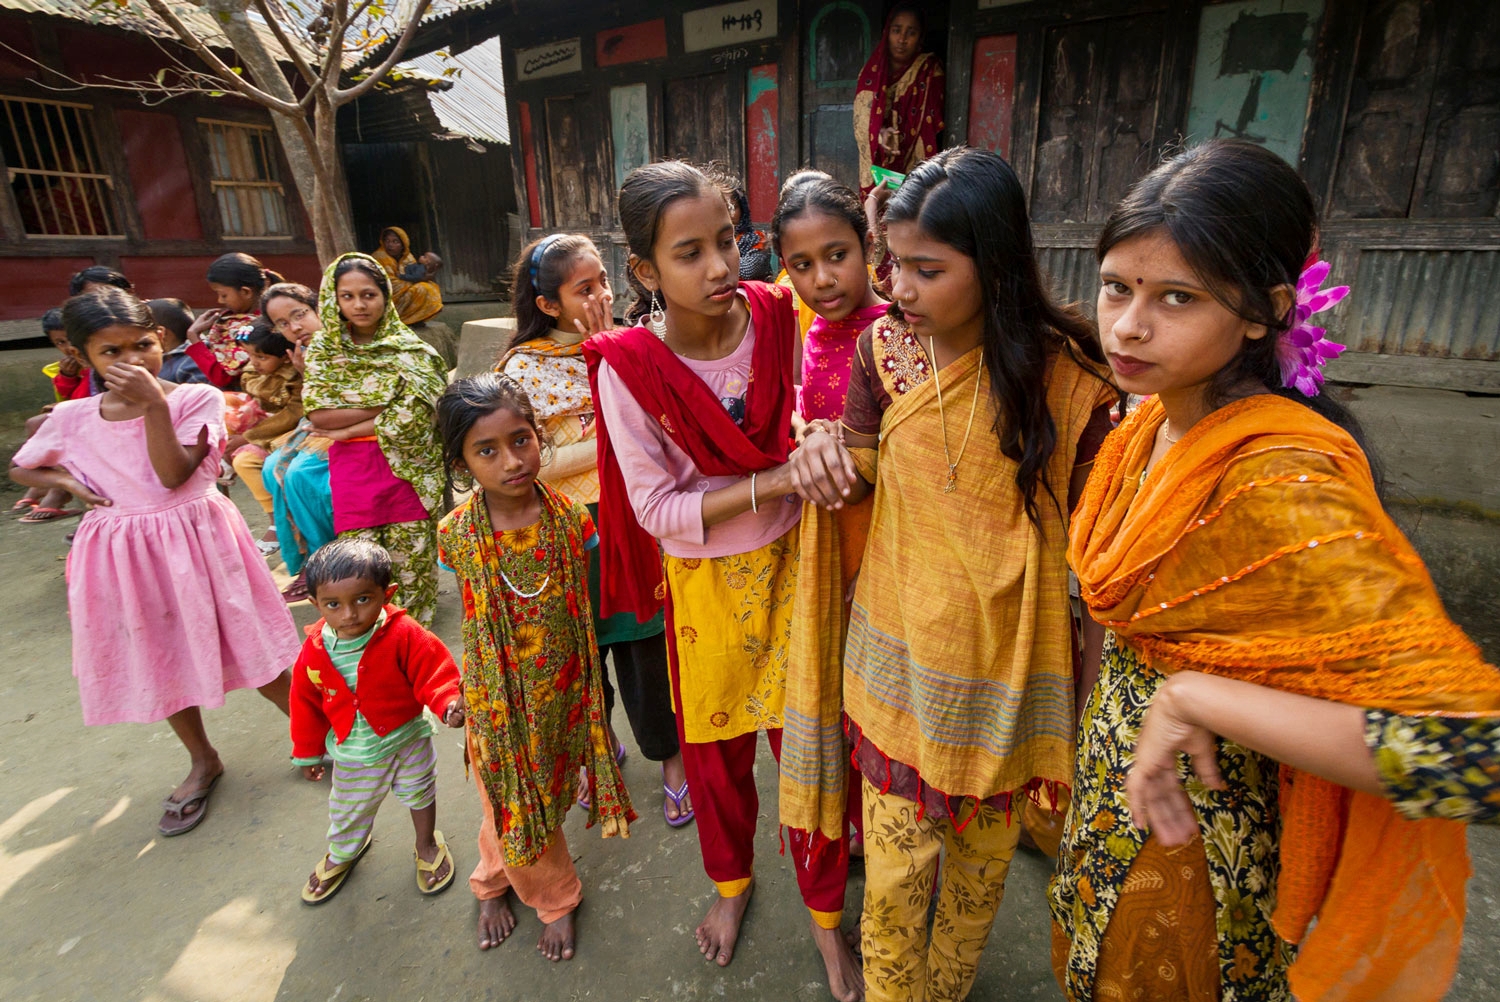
[290,537,465,905]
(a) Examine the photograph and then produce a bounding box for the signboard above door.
[683,1,778,52]
[516,37,582,80]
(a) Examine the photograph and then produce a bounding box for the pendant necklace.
[929,337,984,494]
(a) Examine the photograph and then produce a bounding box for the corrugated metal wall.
[428,140,514,299]
[1343,249,1500,360]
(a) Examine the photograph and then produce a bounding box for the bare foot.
[695,883,752,967]
[478,893,516,950]
[538,909,576,961]
[812,921,865,1001]
[415,839,452,889]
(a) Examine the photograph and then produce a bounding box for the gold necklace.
[929,337,983,494]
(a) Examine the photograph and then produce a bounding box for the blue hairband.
[529,234,563,281]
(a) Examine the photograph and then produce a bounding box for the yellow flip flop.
[416,830,456,896]
[301,835,372,905]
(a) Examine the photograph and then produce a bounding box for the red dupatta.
[583,281,797,622]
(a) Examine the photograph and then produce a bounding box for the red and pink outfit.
[586,282,850,927]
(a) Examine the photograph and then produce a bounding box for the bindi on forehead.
[1135,278,1144,285]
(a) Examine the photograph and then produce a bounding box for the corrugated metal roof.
[406,40,508,145]
[0,0,292,55]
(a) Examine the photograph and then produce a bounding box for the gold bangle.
[750,471,759,514]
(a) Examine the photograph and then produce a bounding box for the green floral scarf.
[439,481,634,865]
[303,252,448,513]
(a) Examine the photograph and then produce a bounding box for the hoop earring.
[648,291,667,339]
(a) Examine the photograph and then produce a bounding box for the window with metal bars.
[200,118,293,238]
[0,97,120,238]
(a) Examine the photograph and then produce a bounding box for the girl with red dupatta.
[584,161,863,1002]
[854,3,945,199]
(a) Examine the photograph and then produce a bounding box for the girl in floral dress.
[436,373,633,961]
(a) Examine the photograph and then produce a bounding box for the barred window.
[200,119,292,238]
[0,97,120,237]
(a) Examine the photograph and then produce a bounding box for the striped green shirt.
[290,610,432,766]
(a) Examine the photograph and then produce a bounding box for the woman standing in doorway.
[854,3,945,199]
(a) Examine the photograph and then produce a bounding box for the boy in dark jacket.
[291,538,464,904]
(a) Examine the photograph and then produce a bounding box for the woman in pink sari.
[854,3,945,198]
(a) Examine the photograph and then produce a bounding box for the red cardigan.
[289,605,461,761]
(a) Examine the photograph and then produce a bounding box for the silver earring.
[648,291,667,339]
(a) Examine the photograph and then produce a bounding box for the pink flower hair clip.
[1277,256,1350,398]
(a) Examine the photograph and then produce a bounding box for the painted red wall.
[120,254,322,306]
[0,257,96,320]
[968,35,1017,159]
[596,19,668,67]
[58,27,163,85]
[518,102,542,228]
[0,17,37,80]
[116,110,203,241]
[746,65,779,222]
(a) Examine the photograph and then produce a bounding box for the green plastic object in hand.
[869,165,906,190]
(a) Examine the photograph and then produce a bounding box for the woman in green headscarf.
[303,253,449,625]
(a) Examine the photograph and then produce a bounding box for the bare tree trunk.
[205,0,352,260]
[312,91,357,255]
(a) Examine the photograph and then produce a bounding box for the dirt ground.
[2,483,1498,1002]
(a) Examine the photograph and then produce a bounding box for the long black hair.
[68,266,132,296]
[885,146,1110,529]
[616,160,721,323]
[506,233,600,355]
[435,372,546,476]
[206,252,285,294]
[1098,140,1374,476]
[770,169,869,256]
[61,288,155,354]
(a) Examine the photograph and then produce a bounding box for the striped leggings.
[326,735,437,863]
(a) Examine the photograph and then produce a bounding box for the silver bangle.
[750,471,759,514]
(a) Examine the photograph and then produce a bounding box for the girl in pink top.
[10,289,300,839]
[772,169,889,423]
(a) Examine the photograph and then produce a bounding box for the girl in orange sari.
[1051,139,1500,1002]
[854,3,944,199]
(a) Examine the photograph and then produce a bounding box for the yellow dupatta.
[783,317,1112,844]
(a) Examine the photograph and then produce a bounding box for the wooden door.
[803,0,881,188]
[544,93,612,228]
[664,72,744,172]
[1030,14,1168,223]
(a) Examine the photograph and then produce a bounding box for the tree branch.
[251,0,320,88]
[142,0,302,114]
[332,0,434,105]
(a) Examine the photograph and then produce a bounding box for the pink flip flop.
[18,506,82,525]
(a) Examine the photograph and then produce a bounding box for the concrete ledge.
[1344,385,1500,514]
[457,316,515,376]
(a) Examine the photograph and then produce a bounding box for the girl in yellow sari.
[1052,139,1500,1002]
[375,226,444,325]
[788,147,1116,1002]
